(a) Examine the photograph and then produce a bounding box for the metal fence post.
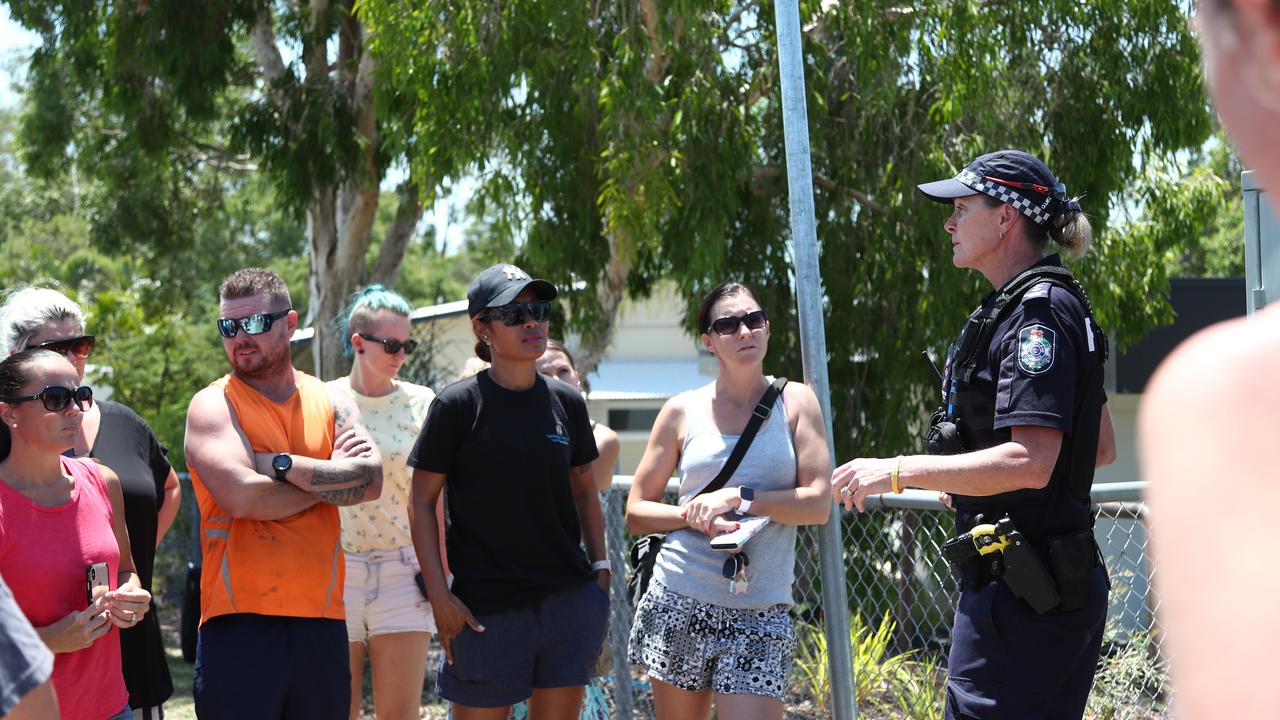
[604,488,637,718]
[772,1,857,718]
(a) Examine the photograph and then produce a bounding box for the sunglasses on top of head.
[707,310,768,336]
[358,333,418,355]
[2,385,94,412]
[32,335,96,360]
[480,300,551,327]
[217,309,291,338]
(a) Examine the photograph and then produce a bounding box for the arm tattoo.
[309,463,376,506]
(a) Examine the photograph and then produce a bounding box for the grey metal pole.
[771,1,857,719]
[604,487,636,718]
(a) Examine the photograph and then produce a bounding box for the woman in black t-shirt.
[0,287,180,718]
[407,264,609,719]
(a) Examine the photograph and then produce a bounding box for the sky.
[0,6,38,109]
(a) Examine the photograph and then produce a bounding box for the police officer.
[831,149,1117,720]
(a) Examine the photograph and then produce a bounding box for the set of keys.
[721,551,750,595]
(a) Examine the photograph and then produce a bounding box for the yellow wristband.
[891,456,904,494]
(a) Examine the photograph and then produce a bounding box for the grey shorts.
[627,581,796,701]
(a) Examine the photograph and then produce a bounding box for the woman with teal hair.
[328,285,446,720]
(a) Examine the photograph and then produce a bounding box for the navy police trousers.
[945,565,1108,720]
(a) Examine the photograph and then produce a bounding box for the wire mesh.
[600,480,1167,719]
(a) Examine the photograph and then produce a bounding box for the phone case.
[710,516,771,550]
[85,562,110,605]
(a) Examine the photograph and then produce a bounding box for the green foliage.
[1156,136,1245,278]
[794,610,945,718]
[367,0,1213,462]
[1087,633,1169,718]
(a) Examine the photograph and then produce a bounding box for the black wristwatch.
[271,453,292,482]
[738,486,756,515]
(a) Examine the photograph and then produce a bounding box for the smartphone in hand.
[710,516,771,551]
[85,562,110,605]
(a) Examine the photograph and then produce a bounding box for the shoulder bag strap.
[694,377,788,499]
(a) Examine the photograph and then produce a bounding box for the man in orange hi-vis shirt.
[184,268,384,719]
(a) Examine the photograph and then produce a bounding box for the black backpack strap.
[695,377,788,499]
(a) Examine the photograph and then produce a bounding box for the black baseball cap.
[917,150,1070,226]
[467,264,557,318]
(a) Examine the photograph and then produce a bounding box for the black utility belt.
[942,517,1102,614]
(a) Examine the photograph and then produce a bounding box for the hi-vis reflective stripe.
[320,541,341,617]
[205,521,235,611]
[1086,318,1096,353]
[220,552,236,611]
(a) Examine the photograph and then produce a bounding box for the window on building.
[607,408,661,432]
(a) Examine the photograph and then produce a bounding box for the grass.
[157,600,196,720]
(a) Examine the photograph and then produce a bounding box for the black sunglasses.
[217,309,291,338]
[33,335,96,360]
[2,385,94,412]
[707,310,768,336]
[480,300,551,327]
[358,333,418,355]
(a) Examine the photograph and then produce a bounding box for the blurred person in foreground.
[0,288,180,720]
[329,286,445,720]
[1141,2,1280,717]
[184,268,382,720]
[0,349,152,720]
[0,570,59,719]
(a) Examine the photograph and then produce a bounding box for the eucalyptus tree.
[367,0,1211,457]
[9,0,427,378]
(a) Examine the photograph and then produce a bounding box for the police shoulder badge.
[1017,324,1055,375]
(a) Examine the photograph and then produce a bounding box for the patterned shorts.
[627,581,796,701]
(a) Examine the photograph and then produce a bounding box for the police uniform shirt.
[949,255,1107,541]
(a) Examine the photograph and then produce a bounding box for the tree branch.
[305,0,332,82]
[371,181,424,287]
[639,0,670,84]
[751,165,890,215]
[250,5,289,110]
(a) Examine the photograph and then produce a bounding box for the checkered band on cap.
[956,169,1054,226]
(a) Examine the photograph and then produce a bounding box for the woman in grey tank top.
[625,281,832,720]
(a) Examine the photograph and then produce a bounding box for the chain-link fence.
[600,479,1166,719]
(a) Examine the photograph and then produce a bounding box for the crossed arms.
[185,384,383,521]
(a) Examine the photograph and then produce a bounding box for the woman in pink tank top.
[0,348,152,720]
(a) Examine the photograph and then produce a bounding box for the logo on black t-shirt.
[547,418,570,446]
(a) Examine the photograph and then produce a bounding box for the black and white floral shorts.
[626,581,796,701]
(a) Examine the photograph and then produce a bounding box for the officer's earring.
[998,229,1005,242]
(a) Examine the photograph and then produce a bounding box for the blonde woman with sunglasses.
[328,285,443,720]
[0,348,151,720]
[0,287,179,720]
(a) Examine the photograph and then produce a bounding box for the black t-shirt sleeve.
[145,423,172,510]
[407,386,466,474]
[993,288,1080,433]
[564,387,599,468]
